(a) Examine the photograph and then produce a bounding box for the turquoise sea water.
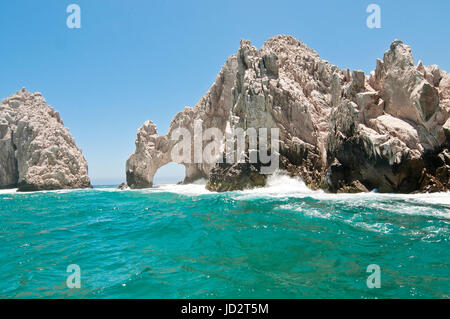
[0,175,449,299]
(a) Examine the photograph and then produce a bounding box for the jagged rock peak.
[327,39,449,192]
[0,88,91,191]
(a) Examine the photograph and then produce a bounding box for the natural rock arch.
[125,55,238,188]
[125,119,211,188]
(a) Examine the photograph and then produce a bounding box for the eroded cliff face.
[208,37,340,191]
[326,40,450,193]
[0,88,91,192]
[127,35,450,193]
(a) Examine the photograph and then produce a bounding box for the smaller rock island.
[0,88,91,192]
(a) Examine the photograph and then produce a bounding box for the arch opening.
[152,162,186,186]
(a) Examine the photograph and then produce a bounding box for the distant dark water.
[0,176,449,298]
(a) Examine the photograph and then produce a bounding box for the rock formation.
[118,182,130,190]
[207,37,336,191]
[126,35,450,193]
[126,55,238,188]
[0,88,91,191]
[326,40,450,193]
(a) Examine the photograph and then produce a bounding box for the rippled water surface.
[0,176,449,298]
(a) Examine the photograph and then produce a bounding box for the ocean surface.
[0,175,449,299]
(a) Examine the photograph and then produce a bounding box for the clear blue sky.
[1,0,449,185]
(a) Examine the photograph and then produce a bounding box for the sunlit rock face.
[0,88,91,192]
[327,40,449,193]
[127,36,450,193]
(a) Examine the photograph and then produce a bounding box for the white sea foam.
[379,192,450,206]
[233,173,316,200]
[121,173,450,209]
[95,187,122,192]
[142,173,318,199]
[115,180,212,196]
[149,183,212,196]
[237,173,450,206]
[3,172,449,211]
[24,188,90,195]
[0,188,18,195]
[0,187,92,196]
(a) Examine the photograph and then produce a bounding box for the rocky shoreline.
[126,36,450,194]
